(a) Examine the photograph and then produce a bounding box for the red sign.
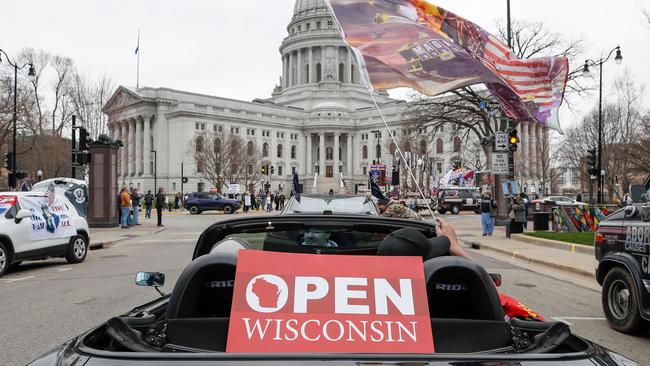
[226,250,434,353]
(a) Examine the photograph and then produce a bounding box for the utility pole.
[71,115,76,179]
[507,0,512,48]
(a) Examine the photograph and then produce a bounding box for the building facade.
[102,0,547,195]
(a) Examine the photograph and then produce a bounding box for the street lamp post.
[151,150,157,194]
[582,46,623,204]
[0,49,35,189]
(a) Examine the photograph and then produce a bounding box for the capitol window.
[277,144,283,158]
[316,21,321,29]
[327,20,333,28]
[436,138,444,154]
[453,136,461,153]
[362,145,368,159]
[326,146,333,160]
[291,145,297,159]
[262,143,269,157]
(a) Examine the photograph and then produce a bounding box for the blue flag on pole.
[292,171,301,203]
[368,172,387,201]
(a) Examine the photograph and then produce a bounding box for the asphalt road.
[0,212,648,365]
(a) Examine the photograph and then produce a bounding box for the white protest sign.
[228,184,241,194]
[19,195,77,241]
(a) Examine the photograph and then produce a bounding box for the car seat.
[424,256,503,321]
[424,257,510,353]
[165,253,237,351]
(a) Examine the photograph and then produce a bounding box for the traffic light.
[78,127,91,151]
[261,165,268,175]
[586,149,596,167]
[3,152,12,169]
[508,129,519,151]
[182,177,189,184]
[75,152,92,165]
[270,166,275,175]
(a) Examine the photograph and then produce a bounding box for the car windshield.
[286,195,376,215]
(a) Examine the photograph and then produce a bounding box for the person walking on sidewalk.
[144,190,154,218]
[508,196,526,234]
[480,191,497,236]
[155,187,165,227]
[120,186,131,229]
[131,188,142,225]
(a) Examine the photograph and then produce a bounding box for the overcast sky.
[1,0,648,130]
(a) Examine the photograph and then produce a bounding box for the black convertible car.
[29,215,639,365]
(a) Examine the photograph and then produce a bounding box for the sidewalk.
[90,222,165,250]
[455,223,598,278]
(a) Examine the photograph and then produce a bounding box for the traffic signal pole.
[71,115,76,179]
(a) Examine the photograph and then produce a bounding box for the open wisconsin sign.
[226,250,434,353]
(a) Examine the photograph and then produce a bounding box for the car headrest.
[424,257,504,321]
[167,253,238,319]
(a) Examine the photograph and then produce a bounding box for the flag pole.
[136,29,140,88]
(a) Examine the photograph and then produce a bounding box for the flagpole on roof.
[136,29,140,88]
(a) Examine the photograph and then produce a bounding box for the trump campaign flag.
[324,0,569,131]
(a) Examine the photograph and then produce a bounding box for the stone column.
[289,51,295,86]
[130,119,137,176]
[308,47,314,83]
[306,134,312,175]
[346,133,353,175]
[121,121,128,177]
[335,46,340,81]
[321,46,326,79]
[334,132,340,174]
[282,55,286,88]
[143,115,151,175]
[319,132,325,176]
[529,122,537,179]
[135,117,142,175]
[296,49,302,85]
[521,122,529,179]
[353,132,360,175]
[536,125,542,179]
[346,48,352,83]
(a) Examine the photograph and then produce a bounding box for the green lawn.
[524,231,596,246]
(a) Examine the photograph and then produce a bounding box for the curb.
[461,238,595,278]
[511,234,595,255]
[89,226,166,250]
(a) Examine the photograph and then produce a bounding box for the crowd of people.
[117,185,167,228]
[239,190,287,213]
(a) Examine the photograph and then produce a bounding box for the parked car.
[595,203,650,335]
[436,187,481,215]
[183,192,241,215]
[281,194,379,215]
[532,196,584,206]
[30,214,638,365]
[0,192,90,277]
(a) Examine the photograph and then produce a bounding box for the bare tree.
[70,73,114,138]
[557,71,647,200]
[187,130,263,192]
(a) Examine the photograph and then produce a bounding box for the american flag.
[44,182,56,205]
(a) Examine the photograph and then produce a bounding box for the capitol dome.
[293,0,324,14]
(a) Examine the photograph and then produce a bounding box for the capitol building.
[103,0,548,195]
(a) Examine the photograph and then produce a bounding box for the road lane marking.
[56,268,71,272]
[551,316,606,325]
[1,275,35,283]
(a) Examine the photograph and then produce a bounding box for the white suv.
[0,192,90,277]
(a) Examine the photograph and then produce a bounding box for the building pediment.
[102,86,147,116]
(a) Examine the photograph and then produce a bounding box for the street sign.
[479,101,500,111]
[492,152,509,175]
[494,133,508,152]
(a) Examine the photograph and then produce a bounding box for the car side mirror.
[135,272,165,287]
[15,209,32,223]
[489,273,502,287]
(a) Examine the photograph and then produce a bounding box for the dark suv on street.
[436,188,481,215]
[595,201,650,335]
[184,192,241,215]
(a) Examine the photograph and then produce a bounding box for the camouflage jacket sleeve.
[383,203,424,221]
